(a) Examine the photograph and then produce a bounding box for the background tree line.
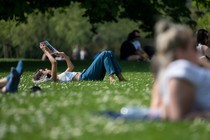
[0,1,210,58]
[0,3,140,58]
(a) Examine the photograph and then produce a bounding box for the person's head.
[127,30,141,41]
[197,29,209,45]
[32,69,51,83]
[154,20,196,68]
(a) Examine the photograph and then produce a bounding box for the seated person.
[120,30,149,61]
[0,60,23,93]
[196,29,210,61]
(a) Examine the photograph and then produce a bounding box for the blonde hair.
[155,20,193,68]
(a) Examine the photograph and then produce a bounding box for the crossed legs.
[80,51,126,82]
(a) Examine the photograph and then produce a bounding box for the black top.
[120,40,136,60]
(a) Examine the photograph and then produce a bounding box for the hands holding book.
[40,41,70,62]
[40,41,57,54]
[39,42,48,51]
[41,41,74,72]
[40,41,64,57]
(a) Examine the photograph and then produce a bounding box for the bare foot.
[109,75,116,83]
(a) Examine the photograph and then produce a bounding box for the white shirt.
[58,72,78,82]
[159,59,210,111]
[132,40,142,51]
[196,43,205,57]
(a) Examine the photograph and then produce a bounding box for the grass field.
[0,60,210,140]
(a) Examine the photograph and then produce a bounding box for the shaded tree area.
[0,0,210,58]
[79,0,194,33]
[1,0,210,32]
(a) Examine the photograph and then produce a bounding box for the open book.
[41,41,57,54]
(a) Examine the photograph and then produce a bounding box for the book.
[42,41,57,54]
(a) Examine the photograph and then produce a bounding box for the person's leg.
[109,74,116,82]
[0,78,8,88]
[79,52,107,81]
[0,72,12,89]
[102,51,120,82]
[101,51,126,81]
[3,60,23,82]
[1,60,23,93]
[80,51,118,81]
[107,51,122,74]
[16,60,23,75]
[106,51,126,81]
[98,51,123,81]
[127,55,142,61]
[2,68,21,93]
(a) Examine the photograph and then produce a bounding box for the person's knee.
[100,51,113,58]
[105,51,114,57]
[101,51,109,56]
[107,51,113,55]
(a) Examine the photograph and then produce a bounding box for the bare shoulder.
[203,45,210,50]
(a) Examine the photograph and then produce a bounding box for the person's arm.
[165,78,195,121]
[55,52,74,72]
[141,52,149,60]
[135,50,149,60]
[185,111,210,120]
[203,45,210,58]
[41,54,47,61]
[198,59,210,70]
[40,43,57,81]
[185,110,210,120]
[150,80,163,109]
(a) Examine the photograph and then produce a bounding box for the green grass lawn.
[0,60,210,140]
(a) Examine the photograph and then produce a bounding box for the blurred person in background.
[80,48,88,60]
[196,29,210,61]
[120,30,149,61]
[71,46,80,60]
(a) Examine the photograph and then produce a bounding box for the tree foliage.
[0,0,71,21]
[1,0,209,32]
[0,0,210,58]
[0,3,140,58]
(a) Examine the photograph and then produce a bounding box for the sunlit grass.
[0,60,210,140]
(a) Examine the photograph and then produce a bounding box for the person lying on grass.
[0,60,23,93]
[32,43,126,83]
[150,21,210,121]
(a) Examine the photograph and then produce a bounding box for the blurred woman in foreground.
[150,21,210,120]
